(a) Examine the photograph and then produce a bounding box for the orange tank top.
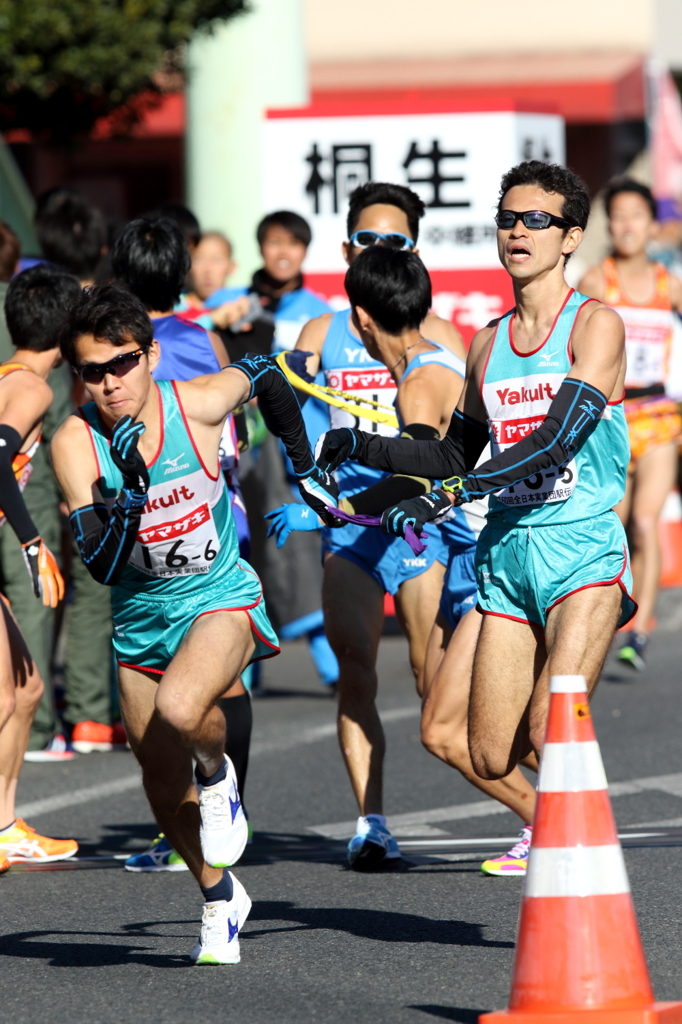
[602,257,674,389]
[0,363,41,526]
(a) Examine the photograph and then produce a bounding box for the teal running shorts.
[112,559,280,675]
[475,510,636,628]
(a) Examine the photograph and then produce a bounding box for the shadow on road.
[245,900,513,948]
[408,1006,489,1023]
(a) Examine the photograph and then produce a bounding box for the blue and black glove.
[381,490,452,539]
[110,415,149,504]
[265,503,322,548]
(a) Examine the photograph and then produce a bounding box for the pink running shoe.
[481,825,532,876]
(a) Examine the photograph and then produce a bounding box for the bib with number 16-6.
[79,379,241,597]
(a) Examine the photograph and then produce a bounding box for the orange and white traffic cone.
[481,674,682,1024]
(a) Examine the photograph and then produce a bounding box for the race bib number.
[490,416,578,505]
[618,306,672,387]
[326,367,397,438]
[131,503,221,578]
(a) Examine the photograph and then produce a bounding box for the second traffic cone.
[481,674,682,1024]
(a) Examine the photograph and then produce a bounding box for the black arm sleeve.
[340,423,438,515]
[69,491,145,587]
[231,354,315,478]
[348,409,489,478]
[459,378,607,499]
[0,424,40,544]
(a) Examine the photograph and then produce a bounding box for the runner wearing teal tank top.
[79,379,278,673]
[314,161,636,799]
[52,283,337,963]
[475,289,635,626]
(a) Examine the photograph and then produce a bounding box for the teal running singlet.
[80,380,239,595]
[79,380,280,672]
[481,290,630,526]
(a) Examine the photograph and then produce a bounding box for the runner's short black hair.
[497,161,591,231]
[256,210,312,248]
[146,202,202,249]
[604,177,657,220]
[345,246,431,335]
[111,217,191,312]
[35,188,107,281]
[59,283,154,366]
[346,182,426,244]
[6,264,81,352]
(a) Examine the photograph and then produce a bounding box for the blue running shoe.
[124,834,189,872]
[347,815,401,870]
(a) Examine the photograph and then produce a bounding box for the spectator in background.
[22,188,118,758]
[177,232,240,331]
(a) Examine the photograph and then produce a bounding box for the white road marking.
[309,772,682,839]
[17,705,419,820]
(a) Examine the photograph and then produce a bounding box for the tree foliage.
[0,0,248,142]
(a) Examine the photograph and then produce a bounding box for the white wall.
[654,0,682,69]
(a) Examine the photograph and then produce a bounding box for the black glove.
[381,490,453,539]
[110,416,149,497]
[284,350,316,384]
[315,427,366,474]
[297,465,339,525]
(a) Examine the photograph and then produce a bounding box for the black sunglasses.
[75,345,150,385]
[495,210,573,231]
[349,230,415,251]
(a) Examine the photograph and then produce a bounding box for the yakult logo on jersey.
[143,485,195,515]
[495,382,556,405]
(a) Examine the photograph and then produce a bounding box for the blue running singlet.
[398,339,478,553]
[480,290,630,526]
[151,314,221,381]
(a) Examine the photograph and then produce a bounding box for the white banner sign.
[262,110,565,273]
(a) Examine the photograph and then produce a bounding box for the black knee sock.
[200,867,234,903]
[219,692,252,805]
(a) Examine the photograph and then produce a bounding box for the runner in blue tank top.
[316,163,635,865]
[289,183,469,870]
[51,284,337,966]
[283,246,538,871]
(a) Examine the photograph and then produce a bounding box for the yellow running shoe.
[481,825,532,877]
[0,819,78,864]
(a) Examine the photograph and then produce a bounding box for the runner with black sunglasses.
[316,161,635,815]
[292,181,468,870]
[51,283,337,964]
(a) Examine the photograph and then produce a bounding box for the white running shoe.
[190,872,252,965]
[196,755,248,868]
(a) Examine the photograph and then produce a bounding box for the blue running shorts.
[475,510,636,628]
[112,559,280,674]
[440,545,478,630]
[321,519,446,595]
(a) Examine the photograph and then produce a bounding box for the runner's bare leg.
[119,608,254,888]
[422,607,536,823]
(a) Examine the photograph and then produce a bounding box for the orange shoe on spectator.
[0,819,78,864]
[71,721,113,753]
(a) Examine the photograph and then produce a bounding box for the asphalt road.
[5,592,682,1024]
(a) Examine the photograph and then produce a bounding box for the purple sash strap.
[327,507,427,555]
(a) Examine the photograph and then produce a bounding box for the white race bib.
[326,367,397,438]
